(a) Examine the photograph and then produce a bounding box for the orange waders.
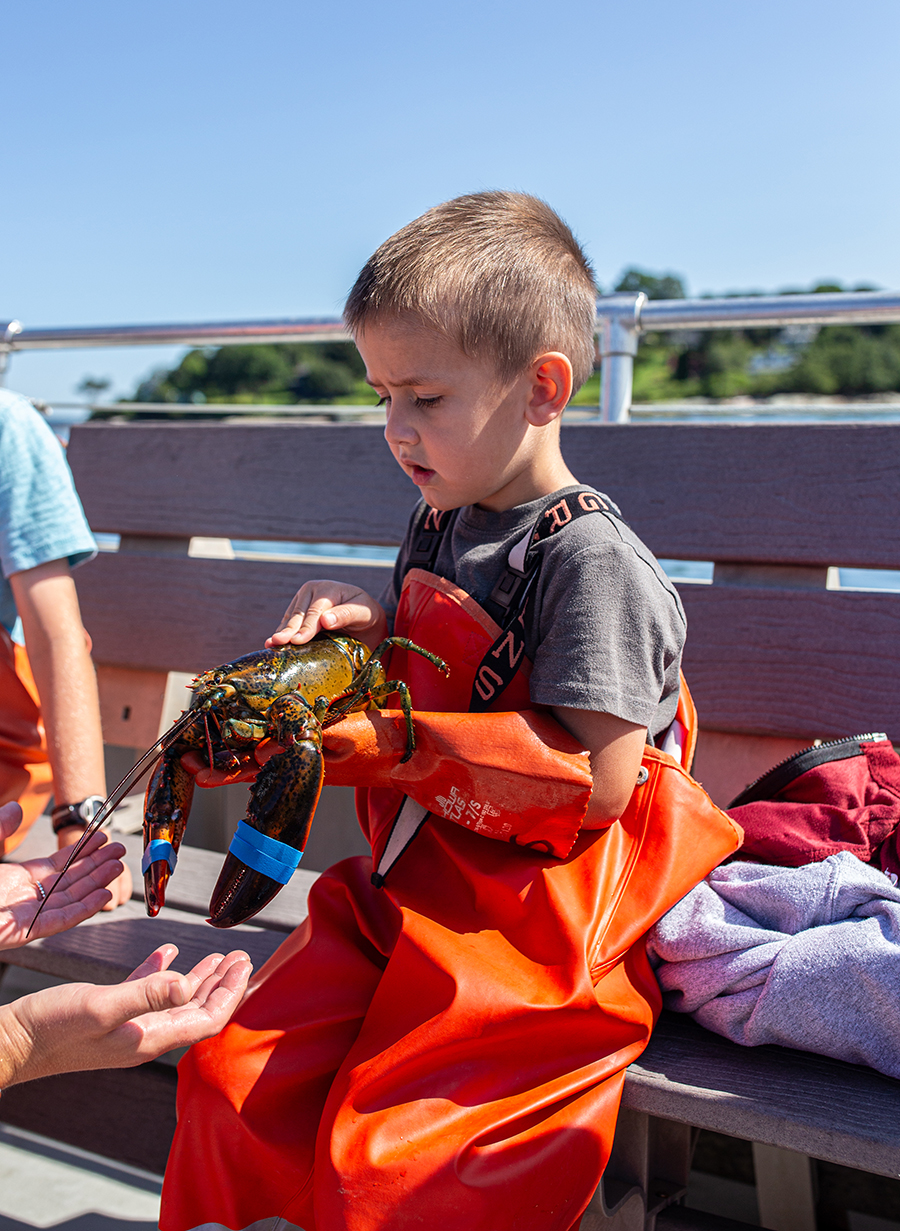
[0,627,52,856]
[161,571,740,1231]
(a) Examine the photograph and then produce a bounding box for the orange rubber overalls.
[161,569,741,1231]
[0,626,53,856]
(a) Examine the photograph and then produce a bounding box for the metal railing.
[5,287,900,422]
[597,289,900,421]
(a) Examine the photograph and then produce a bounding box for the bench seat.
[2,417,898,1226]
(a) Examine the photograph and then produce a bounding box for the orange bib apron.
[0,627,52,855]
[161,571,740,1231]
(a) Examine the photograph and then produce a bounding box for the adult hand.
[0,802,126,950]
[56,823,134,911]
[0,944,252,1087]
[266,581,388,652]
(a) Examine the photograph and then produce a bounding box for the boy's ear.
[526,353,573,426]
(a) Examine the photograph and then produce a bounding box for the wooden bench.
[2,418,899,1227]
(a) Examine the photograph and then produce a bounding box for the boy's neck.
[474,454,578,513]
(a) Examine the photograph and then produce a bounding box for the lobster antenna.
[27,708,197,936]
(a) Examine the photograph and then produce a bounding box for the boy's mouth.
[409,464,435,486]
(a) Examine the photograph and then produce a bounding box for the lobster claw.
[143,747,195,917]
[208,699,324,927]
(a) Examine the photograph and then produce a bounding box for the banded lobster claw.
[29,636,447,934]
[140,635,448,929]
[206,694,324,927]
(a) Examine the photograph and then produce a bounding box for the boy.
[161,192,740,1231]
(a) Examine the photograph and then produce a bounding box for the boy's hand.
[266,581,388,652]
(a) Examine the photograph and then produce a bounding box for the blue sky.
[4,0,900,402]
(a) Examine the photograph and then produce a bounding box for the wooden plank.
[751,1143,816,1231]
[0,897,284,985]
[75,552,392,673]
[0,1063,177,1175]
[564,423,900,570]
[656,1209,758,1230]
[68,421,900,569]
[68,421,419,545]
[623,1013,900,1180]
[76,555,900,738]
[679,585,900,740]
[691,731,812,808]
[96,664,169,747]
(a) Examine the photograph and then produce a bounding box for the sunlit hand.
[57,822,133,911]
[266,581,388,652]
[0,944,252,1087]
[0,802,126,950]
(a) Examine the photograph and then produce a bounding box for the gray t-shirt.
[381,486,685,739]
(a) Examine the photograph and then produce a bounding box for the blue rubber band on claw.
[229,820,302,885]
[141,840,177,875]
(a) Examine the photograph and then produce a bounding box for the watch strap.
[51,796,106,834]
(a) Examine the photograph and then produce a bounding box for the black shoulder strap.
[398,491,624,712]
[403,504,461,576]
[371,489,623,889]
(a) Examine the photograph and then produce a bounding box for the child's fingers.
[267,582,381,647]
[319,603,374,631]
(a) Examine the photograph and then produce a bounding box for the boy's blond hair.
[345,191,598,391]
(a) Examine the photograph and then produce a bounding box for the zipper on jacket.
[727,733,888,810]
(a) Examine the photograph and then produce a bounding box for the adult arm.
[0,944,252,1088]
[9,559,132,904]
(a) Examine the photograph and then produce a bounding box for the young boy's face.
[356,317,563,513]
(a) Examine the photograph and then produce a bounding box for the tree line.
[118,270,900,406]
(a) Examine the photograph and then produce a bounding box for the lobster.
[30,633,448,934]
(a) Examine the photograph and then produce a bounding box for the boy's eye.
[375,393,440,410]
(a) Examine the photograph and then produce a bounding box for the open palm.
[0,802,126,950]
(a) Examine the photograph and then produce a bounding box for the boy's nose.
[383,404,417,448]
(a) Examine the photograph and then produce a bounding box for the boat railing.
[5,287,900,422]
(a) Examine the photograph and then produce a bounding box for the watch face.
[80,796,105,823]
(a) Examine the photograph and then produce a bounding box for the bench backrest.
[67,420,900,760]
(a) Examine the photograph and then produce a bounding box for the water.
[92,534,899,594]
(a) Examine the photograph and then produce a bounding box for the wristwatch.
[51,796,107,835]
